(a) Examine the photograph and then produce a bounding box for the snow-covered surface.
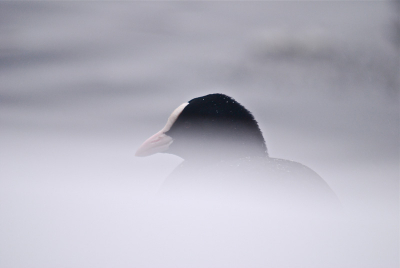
[0,2,398,267]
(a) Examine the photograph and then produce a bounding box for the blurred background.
[0,1,398,268]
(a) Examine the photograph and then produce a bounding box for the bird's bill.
[135,102,188,157]
[135,131,173,157]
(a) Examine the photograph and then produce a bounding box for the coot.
[136,94,340,211]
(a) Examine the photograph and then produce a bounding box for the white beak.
[135,131,173,157]
[135,102,189,157]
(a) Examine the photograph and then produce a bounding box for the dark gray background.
[0,2,398,267]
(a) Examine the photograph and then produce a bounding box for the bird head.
[136,94,267,162]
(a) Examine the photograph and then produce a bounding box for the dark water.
[0,2,398,267]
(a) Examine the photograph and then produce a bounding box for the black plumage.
[136,93,340,211]
[165,94,267,161]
